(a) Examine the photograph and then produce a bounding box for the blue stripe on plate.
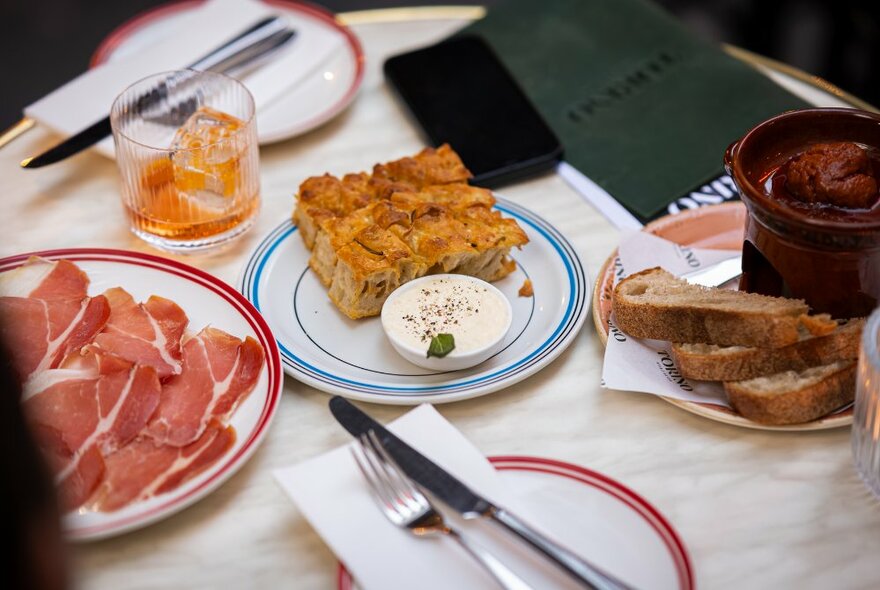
[241,199,585,396]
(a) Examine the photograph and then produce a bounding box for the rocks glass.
[853,307,880,499]
[110,70,260,252]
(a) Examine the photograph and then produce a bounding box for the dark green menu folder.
[462,0,809,222]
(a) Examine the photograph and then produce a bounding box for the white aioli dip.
[382,276,510,355]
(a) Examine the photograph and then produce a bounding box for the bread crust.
[610,268,860,425]
[671,318,865,381]
[725,362,856,425]
[612,267,808,348]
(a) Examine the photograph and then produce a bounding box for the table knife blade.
[680,254,743,287]
[329,396,493,516]
[20,119,112,168]
[329,396,631,590]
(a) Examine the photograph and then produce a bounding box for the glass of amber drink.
[110,70,260,252]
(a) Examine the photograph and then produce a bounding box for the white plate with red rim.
[0,248,283,541]
[91,0,365,144]
[337,456,695,590]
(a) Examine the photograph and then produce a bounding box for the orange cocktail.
[111,71,260,252]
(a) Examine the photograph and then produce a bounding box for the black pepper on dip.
[380,274,512,370]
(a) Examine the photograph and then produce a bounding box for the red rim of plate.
[336,455,695,590]
[89,0,366,137]
[0,248,283,539]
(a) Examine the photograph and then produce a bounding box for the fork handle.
[447,529,534,590]
[491,508,632,590]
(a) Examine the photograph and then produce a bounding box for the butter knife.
[21,16,294,169]
[680,255,743,287]
[329,396,632,590]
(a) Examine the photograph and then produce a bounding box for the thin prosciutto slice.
[0,257,110,382]
[147,327,263,447]
[88,287,188,379]
[24,351,161,510]
[88,422,235,512]
[0,295,110,383]
[0,257,89,300]
[28,421,106,512]
[0,257,110,383]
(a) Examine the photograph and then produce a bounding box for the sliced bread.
[724,361,856,425]
[612,267,809,348]
[671,318,865,381]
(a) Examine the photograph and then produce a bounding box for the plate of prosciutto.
[0,248,282,540]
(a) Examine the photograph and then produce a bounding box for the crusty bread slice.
[724,361,856,425]
[671,318,865,381]
[613,267,809,348]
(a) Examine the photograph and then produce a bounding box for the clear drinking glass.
[110,70,260,252]
[853,307,880,499]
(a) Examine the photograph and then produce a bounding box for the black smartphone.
[384,35,563,188]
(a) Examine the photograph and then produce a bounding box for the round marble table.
[3,8,878,590]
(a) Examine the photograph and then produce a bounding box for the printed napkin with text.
[601,232,739,406]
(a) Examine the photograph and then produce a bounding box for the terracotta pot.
[725,108,880,318]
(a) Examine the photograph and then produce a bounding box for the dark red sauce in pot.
[765,142,880,221]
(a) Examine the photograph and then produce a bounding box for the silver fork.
[351,431,534,590]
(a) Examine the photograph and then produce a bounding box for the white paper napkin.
[274,405,598,590]
[601,232,740,406]
[24,0,344,156]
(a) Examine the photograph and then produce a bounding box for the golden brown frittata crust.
[293,145,529,319]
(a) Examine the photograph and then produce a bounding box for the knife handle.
[491,508,632,590]
[447,529,534,590]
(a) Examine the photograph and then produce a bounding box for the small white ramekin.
[380,274,512,371]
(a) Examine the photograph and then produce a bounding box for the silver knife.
[329,396,633,590]
[680,254,743,287]
[21,16,295,169]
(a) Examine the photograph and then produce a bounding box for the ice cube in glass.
[171,106,245,200]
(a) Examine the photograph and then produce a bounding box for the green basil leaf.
[427,333,455,358]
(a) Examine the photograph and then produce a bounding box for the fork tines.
[351,430,427,519]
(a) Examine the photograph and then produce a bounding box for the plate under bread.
[239,196,589,404]
[0,248,283,540]
[592,202,854,431]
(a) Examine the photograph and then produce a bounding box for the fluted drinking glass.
[853,307,880,499]
[110,70,259,252]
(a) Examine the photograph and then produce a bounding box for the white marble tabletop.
[2,10,879,590]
